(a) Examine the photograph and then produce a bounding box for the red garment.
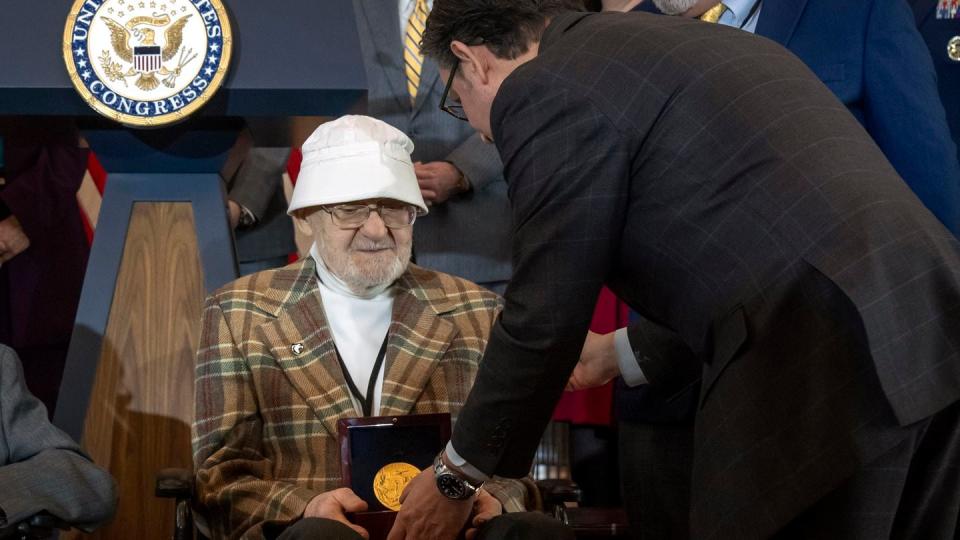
[552,288,629,426]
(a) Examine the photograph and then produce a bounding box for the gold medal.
[372,462,420,511]
[949,36,960,63]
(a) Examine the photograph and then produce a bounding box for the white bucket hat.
[288,115,428,215]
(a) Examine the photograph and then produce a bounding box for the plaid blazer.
[192,259,527,540]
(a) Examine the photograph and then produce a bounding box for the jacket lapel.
[378,268,458,416]
[411,58,441,118]
[356,0,409,112]
[257,264,361,438]
[755,0,809,46]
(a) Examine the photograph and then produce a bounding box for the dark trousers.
[619,420,694,540]
[620,400,960,540]
[275,512,574,540]
[775,399,960,540]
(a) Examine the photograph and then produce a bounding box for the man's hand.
[303,487,370,539]
[388,466,474,540]
[415,161,468,205]
[567,331,620,391]
[0,216,30,264]
[464,489,503,540]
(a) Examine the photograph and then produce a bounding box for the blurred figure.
[911,0,960,154]
[0,121,90,414]
[0,344,117,533]
[351,0,513,293]
[220,129,297,276]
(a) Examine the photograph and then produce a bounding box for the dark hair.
[422,0,584,68]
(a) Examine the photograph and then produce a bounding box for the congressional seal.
[63,0,232,127]
[373,462,420,511]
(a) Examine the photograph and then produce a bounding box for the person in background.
[0,344,117,533]
[0,121,91,414]
[221,128,297,276]
[910,0,960,154]
[350,0,514,294]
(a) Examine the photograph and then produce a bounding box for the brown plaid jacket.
[192,259,528,539]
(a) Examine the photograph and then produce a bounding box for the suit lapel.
[754,0,809,47]
[357,0,409,112]
[411,58,441,118]
[258,284,361,438]
[378,269,458,416]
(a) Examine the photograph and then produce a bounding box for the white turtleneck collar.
[310,243,397,299]
[310,243,396,416]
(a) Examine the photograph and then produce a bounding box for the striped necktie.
[699,2,726,23]
[404,0,429,105]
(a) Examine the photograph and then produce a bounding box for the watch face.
[437,473,467,499]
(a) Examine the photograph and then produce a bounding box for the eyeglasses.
[321,201,421,229]
[440,59,468,121]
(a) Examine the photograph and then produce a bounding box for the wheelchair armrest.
[535,478,582,507]
[156,468,195,500]
[26,514,69,531]
[0,512,70,540]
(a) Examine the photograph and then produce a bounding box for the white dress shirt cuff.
[615,327,648,387]
[445,441,491,483]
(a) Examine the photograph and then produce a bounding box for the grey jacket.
[0,345,117,532]
[353,0,512,286]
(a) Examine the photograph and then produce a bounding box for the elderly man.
[192,116,570,540]
[0,344,117,535]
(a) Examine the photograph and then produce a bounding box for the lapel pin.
[291,343,305,355]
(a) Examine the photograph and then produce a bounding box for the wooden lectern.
[0,2,366,539]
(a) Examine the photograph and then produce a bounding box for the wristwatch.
[434,452,483,500]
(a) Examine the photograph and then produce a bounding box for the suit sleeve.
[227,147,290,221]
[0,346,117,532]
[445,132,505,193]
[862,0,960,234]
[450,75,632,477]
[192,298,320,539]
[625,317,702,392]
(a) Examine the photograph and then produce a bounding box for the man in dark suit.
[911,0,960,154]
[600,1,960,536]
[352,0,512,293]
[389,4,960,540]
[0,344,117,533]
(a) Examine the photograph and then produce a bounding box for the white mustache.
[351,238,395,251]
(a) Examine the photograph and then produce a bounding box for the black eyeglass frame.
[320,201,424,230]
[439,59,468,121]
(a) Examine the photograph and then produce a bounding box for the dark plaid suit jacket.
[451,12,960,539]
[192,259,527,540]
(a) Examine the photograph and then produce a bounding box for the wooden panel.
[64,202,205,540]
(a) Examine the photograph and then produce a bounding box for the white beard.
[652,0,703,15]
[313,234,410,298]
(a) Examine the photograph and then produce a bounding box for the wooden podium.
[0,2,367,539]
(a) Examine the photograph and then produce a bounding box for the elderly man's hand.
[465,489,503,540]
[388,466,474,540]
[303,488,370,539]
[567,331,620,391]
[0,216,30,264]
[415,161,468,204]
